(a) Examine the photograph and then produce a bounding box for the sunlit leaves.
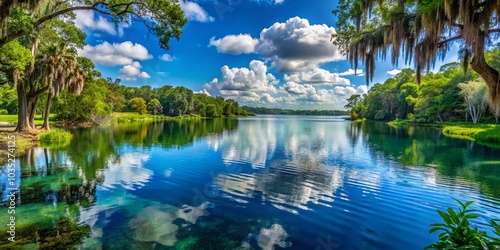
[426,200,499,249]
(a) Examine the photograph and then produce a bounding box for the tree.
[1,0,187,132]
[0,0,187,49]
[147,98,163,115]
[53,78,111,124]
[40,42,85,130]
[333,0,500,112]
[129,97,147,115]
[458,79,489,124]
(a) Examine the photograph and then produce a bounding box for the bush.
[0,109,8,115]
[426,200,500,249]
[38,129,73,142]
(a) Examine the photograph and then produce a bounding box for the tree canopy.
[0,0,187,132]
[0,0,187,49]
[333,0,500,113]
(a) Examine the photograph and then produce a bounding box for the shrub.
[0,109,8,115]
[38,129,73,142]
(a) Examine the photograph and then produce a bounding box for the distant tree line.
[345,50,500,124]
[241,106,348,116]
[1,62,249,124]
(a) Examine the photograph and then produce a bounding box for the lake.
[1,115,500,249]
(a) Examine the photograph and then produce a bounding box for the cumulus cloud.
[179,0,214,22]
[120,64,141,76]
[258,17,344,72]
[339,69,364,76]
[74,10,129,36]
[260,93,277,104]
[209,34,258,55]
[387,69,402,76]
[138,72,151,79]
[284,68,350,86]
[210,17,343,72]
[118,61,151,81]
[159,53,175,62]
[78,41,152,66]
[278,81,369,106]
[205,60,278,93]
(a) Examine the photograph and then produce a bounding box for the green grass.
[0,133,37,165]
[112,112,201,123]
[442,123,500,146]
[354,118,366,122]
[38,128,73,142]
[0,114,56,126]
[387,119,414,127]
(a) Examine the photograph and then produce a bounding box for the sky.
[75,0,459,110]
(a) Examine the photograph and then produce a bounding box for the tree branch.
[0,1,150,47]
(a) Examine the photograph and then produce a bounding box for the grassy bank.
[112,112,202,123]
[387,119,500,146]
[442,124,500,145]
[0,131,38,165]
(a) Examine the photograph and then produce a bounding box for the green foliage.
[53,78,112,124]
[346,67,487,123]
[426,200,500,249]
[1,0,187,50]
[0,40,33,73]
[7,8,34,34]
[148,98,163,115]
[38,128,73,142]
[0,84,17,113]
[242,106,347,116]
[129,97,148,115]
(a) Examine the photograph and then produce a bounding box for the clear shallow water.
[1,115,500,249]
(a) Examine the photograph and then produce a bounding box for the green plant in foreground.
[426,200,500,249]
[38,129,73,142]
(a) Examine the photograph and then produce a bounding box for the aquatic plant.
[425,200,500,249]
[38,128,73,142]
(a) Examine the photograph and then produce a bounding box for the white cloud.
[357,85,368,94]
[258,17,344,72]
[179,0,214,22]
[209,34,258,55]
[206,60,278,93]
[118,61,151,81]
[284,68,350,86]
[387,69,402,76]
[159,53,175,62]
[120,64,141,76]
[339,69,364,76]
[138,72,151,79]
[78,41,152,66]
[211,17,343,72]
[74,10,129,36]
[260,93,276,104]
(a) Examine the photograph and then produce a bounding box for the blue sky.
[75,0,459,110]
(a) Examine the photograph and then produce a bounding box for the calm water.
[1,115,500,249]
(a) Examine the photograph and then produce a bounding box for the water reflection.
[349,122,500,198]
[0,117,499,249]
[210,116,358,214]
[0,119,237,248]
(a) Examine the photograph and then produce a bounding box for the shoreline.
[384,119,500,147]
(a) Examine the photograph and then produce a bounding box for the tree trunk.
[15,82,34,133]
[42,92,53,130]
[470,32,500,114]
[29,97,38,129]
